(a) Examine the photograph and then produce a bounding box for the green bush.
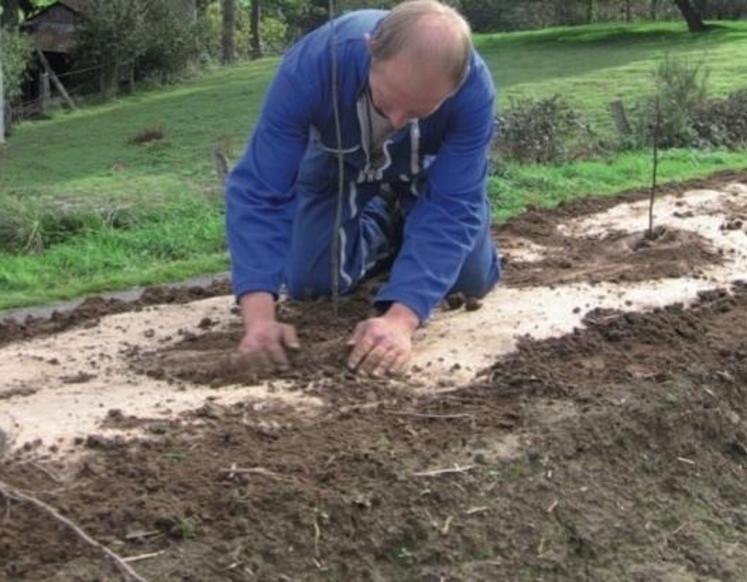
[0,28,32,104]
[494,95,597,165]
[629,56,709,149]
[692,89,747,149]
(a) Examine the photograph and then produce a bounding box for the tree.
[76,0,148,95]
[673,0,707,31]
[0,25,31,137]
[250,0,261,59]
[221,0,235,63]
[1,0,20,29]
[76,0,202,95]
[0,41,5,143]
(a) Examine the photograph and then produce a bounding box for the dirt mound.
[2,283,747,580]
[504,226,721,287]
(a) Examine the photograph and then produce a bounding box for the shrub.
[629,56,709,149]
[494,95,596,164]
[0,28,33,105]
[130,123,165,144]
[692,89,747,149]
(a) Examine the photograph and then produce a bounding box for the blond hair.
[368,0,472,89]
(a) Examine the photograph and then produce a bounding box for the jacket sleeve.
[374,72,495,322]
[225,62,316,300]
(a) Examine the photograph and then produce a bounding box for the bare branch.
[0,480,147,581]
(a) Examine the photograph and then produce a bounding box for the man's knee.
[285,268,331,300]
[449,248,501,299]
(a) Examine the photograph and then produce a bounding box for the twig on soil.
[124,530,161,541]
[0,480,147,582]
[546,499,559,513]
[676,457,696,465]
[24,461,65,485]
[670,522,689,536]
[336,399,399,414]
[441,516,453,535]
[313,516,321,557]
[221,464,283,479]
[385,411,474,420]
[123,550,165,564]
[464,506,490,515]
[412,464,475,478]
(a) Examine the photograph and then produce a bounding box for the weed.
[130,123,165,144]
[171,517,197,539]
[629,55,709,149]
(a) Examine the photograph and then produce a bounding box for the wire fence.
[14,63,115,117]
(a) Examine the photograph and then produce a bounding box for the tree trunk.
[195,0,210,18]
[650,0,659,20]
[554,0,571,25]
[673,0,707,32]
[250,0,262,59]
[625,0,632,22]
[221,0,236,64]
[586,0,593,24]
[0,50,5,143]
[1,0,20,29]
[100,63,119,98]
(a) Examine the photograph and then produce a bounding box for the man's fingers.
[359,342,396,375]
[347,322,365,347]
[266,341,289,369]
[369,346,399,377]
[391,353,411,376]
[348,334,376,370]
[282,324,301,350]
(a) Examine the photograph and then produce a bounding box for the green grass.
[476,20,747,132]
[1,21,747,310]
[490,148,747,221]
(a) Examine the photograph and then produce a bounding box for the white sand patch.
[1,181,745,457]
[0,296,321,457]
[500,237,552,263]
[411,182,747,384]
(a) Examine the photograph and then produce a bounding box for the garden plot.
[1,173,747,581]
[1,179,746,457]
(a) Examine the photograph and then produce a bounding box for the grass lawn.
[1,20,747,310]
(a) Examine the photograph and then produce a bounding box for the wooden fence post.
[610,99,631,137]
[36,49,77,111]
[0,43,5,143]
[40,72,51,114]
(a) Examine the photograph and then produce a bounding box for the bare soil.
[1,170,747,581]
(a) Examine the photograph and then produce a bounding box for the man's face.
[368,54,455,130]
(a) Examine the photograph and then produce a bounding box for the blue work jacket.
[226,9,496,321]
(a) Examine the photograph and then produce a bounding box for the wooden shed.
[21,0,83,55]
[19,0,83,114]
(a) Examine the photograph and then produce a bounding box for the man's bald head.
[368,0,472,90]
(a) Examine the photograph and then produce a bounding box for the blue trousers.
[285,148,501,306]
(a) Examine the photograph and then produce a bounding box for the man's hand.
[237,292,300,371]
[347,303,419,376]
